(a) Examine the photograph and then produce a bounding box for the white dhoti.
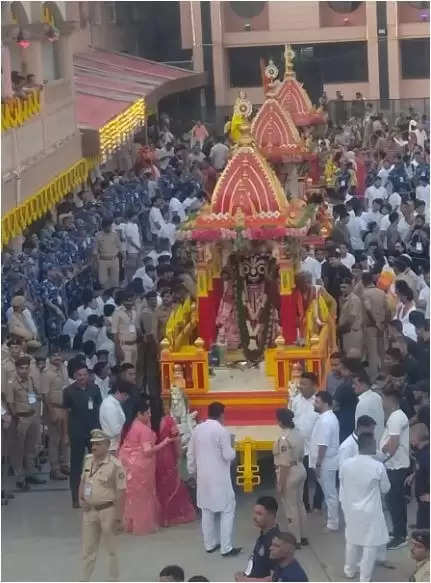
[344,543,386,582]
[201,499,236,555]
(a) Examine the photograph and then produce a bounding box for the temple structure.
[275,45,326,128]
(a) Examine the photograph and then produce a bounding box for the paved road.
[1,467,416,582]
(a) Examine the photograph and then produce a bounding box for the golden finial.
[284,44,296,80]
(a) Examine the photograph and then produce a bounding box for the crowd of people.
[1,97,430,583]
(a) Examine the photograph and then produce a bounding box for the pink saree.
[118,419,160,535]
[156,416,196,527]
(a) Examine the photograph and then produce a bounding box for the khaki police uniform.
[362,285,390,381]
[6,374,42,482]
[95,231,122,289]
[111,306,138,366]
[338,292,364,357]
[40,363,70,474]
[80,442,126,581]
[273,427,307,544]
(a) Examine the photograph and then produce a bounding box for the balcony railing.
[1,89,42,131]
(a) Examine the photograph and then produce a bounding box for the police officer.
[111,291,138,366]
[273,408,308,549]
[80,429,126,582]
[41,351,70,480]
[6,356,46,490]
[94,218,122,289]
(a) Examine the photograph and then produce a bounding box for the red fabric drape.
[280,293,297,345]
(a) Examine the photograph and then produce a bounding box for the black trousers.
[417,500,430,529]
[386,468,408,540]
[303,455,323,511]
[69,436,91,504]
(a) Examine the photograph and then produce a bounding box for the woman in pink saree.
[151,398,196,527]
[118,398,171,535]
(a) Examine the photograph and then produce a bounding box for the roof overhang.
[74,48,207,160]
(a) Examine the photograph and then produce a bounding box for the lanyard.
[89,461,104,479]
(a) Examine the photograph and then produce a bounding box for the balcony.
[1,78,81,217]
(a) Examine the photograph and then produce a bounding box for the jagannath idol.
[216,247,280,362]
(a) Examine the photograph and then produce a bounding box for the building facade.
[1,1,205,248]
[180,0,430,120]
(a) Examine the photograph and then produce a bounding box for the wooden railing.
[160,337,209,394]
[273,321,334,395]
[1,89,42,131]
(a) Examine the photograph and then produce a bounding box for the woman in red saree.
[151,397,196,527]
[118,397,171,535]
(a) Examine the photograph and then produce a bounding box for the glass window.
[42,41,60,82]
[229,45,282,87]
[229,2,266,18]
[327,1,363,12]
[401,38,430,79]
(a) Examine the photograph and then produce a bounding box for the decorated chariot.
[162,46,336,492]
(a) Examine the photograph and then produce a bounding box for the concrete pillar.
[210,1,228,129]
[365,1,380,99]
[386,1,401,99]
[1,45,14,98]
[21,40,43,83]
[57,33,73,81]
[190,1,204,73]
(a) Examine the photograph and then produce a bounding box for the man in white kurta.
[340,433,390,582]
[352,370,385,444]
[338,414,376,470]
[187,402,240,556]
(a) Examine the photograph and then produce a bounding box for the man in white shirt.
[93,362,111,400]
[365,176,387,210]
[377,159,392,188]
[416,178,430,217]
[300,246,322,285]
[124,211,142,283]
[133,262,156,294]
[149,197,166,242]
[339,243,355,271]
[291,372,321,512]
[364,199,383,228]
[340,433,390,581]
[388,190,401,212]
[347,205,366,252]
[338,414,376,469]
[169,195,186,222]
[99,382,129,452]
[209,138,229,171]
[380,386,410,550]
[309,391,340,531]
[352,369,385,444]
[157,142,174,170]
[187,402,241,557]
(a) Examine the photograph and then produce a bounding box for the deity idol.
[237,252,280,361]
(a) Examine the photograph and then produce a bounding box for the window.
[228,42,368,88]
[105,1,116,23]
[229,45,282,87]
[408,2,430,8]
[401,38,430,78]
[229,1,266,18]
[327,1,362,12]
[315,41,367,83]
[42,41,60,82]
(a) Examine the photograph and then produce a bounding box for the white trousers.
[201,501,235,555]
[318,468,339,530]
[344,542,387,582]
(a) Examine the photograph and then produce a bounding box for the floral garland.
[234,260,273,362]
